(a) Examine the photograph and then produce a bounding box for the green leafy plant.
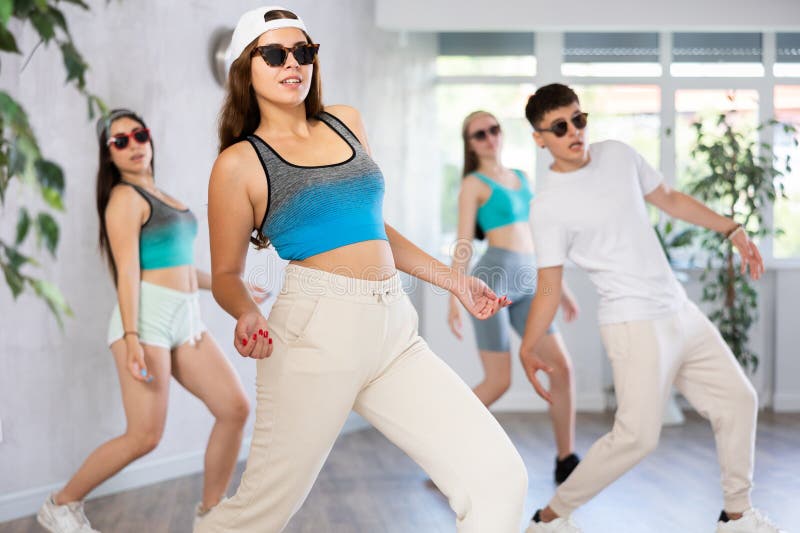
[1,0,108,326]
[654,219,697,266]
[685,112,797,372]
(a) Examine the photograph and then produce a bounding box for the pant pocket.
[600,322,632,362]
[283,294,325,346]
[285,296,363,374]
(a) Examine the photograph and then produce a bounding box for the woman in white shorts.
[37,109,260,533]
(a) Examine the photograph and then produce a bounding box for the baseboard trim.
[489,392,607,413]
[773,393,800,412]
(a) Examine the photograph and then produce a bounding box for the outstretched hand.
[453,276,510,320]
[730,229,764,281]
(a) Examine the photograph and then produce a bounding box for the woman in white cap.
[37,109,260,533]
[197,6,529,533]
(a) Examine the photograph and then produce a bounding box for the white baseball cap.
[225,6,309,73]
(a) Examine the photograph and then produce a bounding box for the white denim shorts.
[107,281,206,349]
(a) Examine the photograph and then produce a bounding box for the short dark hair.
[525,83,579,129]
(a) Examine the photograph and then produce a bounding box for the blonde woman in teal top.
[37,109,264,533]
[449,110,582,484]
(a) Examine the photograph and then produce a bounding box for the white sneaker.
[526,510,583,532]
[716,508,786,533]
[37,494,100,533]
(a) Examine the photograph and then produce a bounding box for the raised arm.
[645,183,763,279]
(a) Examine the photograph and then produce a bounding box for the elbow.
[210,275,225,306]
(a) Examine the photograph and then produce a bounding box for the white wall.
[775,269,800,411]
[376,0,800,31]
[0,0,437,521]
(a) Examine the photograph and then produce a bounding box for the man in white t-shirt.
[521,84,783,533]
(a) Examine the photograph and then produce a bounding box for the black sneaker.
[554,453,580,484]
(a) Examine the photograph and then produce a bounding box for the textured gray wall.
[0,0,437,503]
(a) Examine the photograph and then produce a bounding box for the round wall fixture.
[210,28,234,87]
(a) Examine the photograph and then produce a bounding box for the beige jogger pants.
[196,264,528,533]
[550,301,757,517]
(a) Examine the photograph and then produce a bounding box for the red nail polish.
[268,338,273,344]
[258,329,264,335]
[252,333,257,340]
[242,339,248,346]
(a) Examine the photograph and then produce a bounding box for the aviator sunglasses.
[535,112,589,137]
[251,43,320,67]
[469,124,502,141]
[107,128,150,150]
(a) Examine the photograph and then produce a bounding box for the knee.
[127,429,162,458]
[739,383,758,413]
[729,381,758,418]
[548,356,573,385]
[490,373,512,397]
[466,450,528,525]
[618,426,660,460]
[481,370,511,398]
[484,447,528,503]
[217,393,250,426]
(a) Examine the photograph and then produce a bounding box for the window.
[774,85,800,259]
[675,89,759,193]
[433,31,793,261]
[563,33,661,77]
[671,33,764,77]
[573,85,661,165]
[437,33,535,77]
[775,33,800,77]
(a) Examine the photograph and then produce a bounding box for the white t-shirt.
[532,140,687,324]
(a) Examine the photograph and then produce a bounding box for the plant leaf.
[29,10,55,42]
[16,207,31,244]
[59,40,87,87]
[0,260,25,298]
[29,278,73,328]
[35,212,59,256]
[0,23,19,53]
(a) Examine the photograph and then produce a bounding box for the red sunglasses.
[107,128,150,149]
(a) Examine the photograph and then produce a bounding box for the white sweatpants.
[196,264,528,533]
[550,301,757,516]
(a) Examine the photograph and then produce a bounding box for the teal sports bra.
[122,182,198,270]
[473,169,533,232]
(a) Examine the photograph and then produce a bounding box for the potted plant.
[685,111,796,373]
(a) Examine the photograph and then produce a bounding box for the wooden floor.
[3,411,799,533]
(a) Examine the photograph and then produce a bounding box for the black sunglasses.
[469,124,502,141]
[535,112,589,137]
[251,43,320,67]
[107,128,150,150]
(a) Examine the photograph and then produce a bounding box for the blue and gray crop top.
[122,182,198,270]
[247,111,388,261]
[472,169,533,232]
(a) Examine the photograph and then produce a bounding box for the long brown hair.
[461,110,499,241]
[95,110,154,284]
[218,8,324,249]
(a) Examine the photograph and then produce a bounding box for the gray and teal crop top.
[247,111,388,261]
[121,182,197,270]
